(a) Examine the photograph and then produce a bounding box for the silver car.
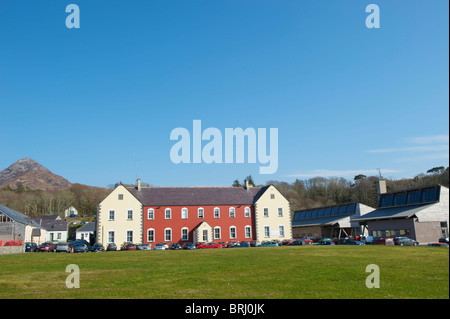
[56,243,71,253]
[154,243,167,250]
[138,244,152,250]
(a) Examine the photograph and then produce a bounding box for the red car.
[199,242,222,249]
[38,242,55,252]
[373,238,395,246]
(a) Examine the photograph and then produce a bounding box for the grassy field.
[0,246,448,299]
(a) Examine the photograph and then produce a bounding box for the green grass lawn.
[0,246,448,299]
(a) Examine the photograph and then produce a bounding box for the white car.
[154,243,167,250]
[138,244,152,250]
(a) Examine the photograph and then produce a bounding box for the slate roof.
[33,218,67,231]
[127,186,266,206]
[77,222,96,233]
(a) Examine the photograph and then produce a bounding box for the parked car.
[428,243,449,247]
[287,240,304,246]
[106,243,117,251]
[56,243,71,253]
[72,243,88,253]
[439,237,449,244]
[229,241,250,248]
[25,242,38,252]
[137,244,152,250]
[182,242,196,250]
[373,238,395,246]
[360,236,374,244]
[91,243,105,252]
[123,243,137,251]
[227,241,239,248]
[170,243,182,250]
[38,242,55,252]
[256,241,279,247]
[318,241,335,245]
[199,242,222,249]
[394,237,419,246]
[295,237,313,245]
[346,240,365,245]
[319,238,333,244]
[154,243,167,250]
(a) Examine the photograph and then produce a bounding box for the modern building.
[0,204,46,244]
[353,184,449,244]
[96,180,292,246]
[291,202,375,239]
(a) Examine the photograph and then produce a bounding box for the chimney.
[377,180,387,195]
[137,178,141,191]
[245,179,251,190]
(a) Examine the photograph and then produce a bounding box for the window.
[109,210,115,221]
[244,207,251,218]
[108,231,115,243]
[126,230,133,242]
[147,209,154,220]
[181,208,188,219]
[264,226,270,238]
[214,207,220,218]
[118,194,123,200]
[278,207,283,217]
[202,229,209,242]
[245,226,251,238]
[229,207,235,218]
[57,233,61,239]
[181,228,189,241]
[127,210,133,220]
[270,194,275,199]
[165,208,172,219]
[198,208,204,219]
[230,226,236,239]
[147,229,155,242]
[214,227,221,240]
[264,208,269,217]
[279,225,285,237]
[165,228,172,242]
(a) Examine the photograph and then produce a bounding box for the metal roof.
[292,215,349,227]
[351,203,435,222]
[0,204,44,228]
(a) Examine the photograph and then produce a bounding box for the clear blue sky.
[0,0,448,187]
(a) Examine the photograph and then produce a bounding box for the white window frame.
[147,208,154,220]
[279,225,285,237]
[278,207,283,217]
[108,230,115,243]
[202,229,209,242]
[126,230,133,243]
[198,207,204,219]
[147,228,155,242]
[264,226,270,238]
[244,207,251,218]
[214,207,220,218]
[164,228,172,242]
[230,226,237,239]
[214,227,221,240]
[245,226,252,238]
[229,207,235,218]
[181,207,188,219]
[165,208,172,220]
[181,227,189,241]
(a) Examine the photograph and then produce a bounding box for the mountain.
[0,158,71,191]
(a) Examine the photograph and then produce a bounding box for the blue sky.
[0,0,448,187]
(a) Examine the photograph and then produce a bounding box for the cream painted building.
[97,184,143,247]
[253,184,292,242]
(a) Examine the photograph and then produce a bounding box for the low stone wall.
[0,246,24,255]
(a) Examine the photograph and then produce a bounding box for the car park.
[394,237,419,246]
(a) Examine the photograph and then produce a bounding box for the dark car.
[428,243,449,247]
[287,240,304,246]
[106,243,117,251]
[170,243,182,250]
[72,243,88,253]
[90,243,104,252]
[182,242,196,250]
[394,237,419,246]
[25,242,38,252]
[439,237,449,244]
